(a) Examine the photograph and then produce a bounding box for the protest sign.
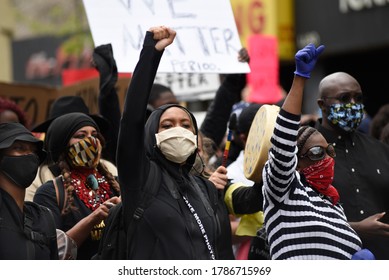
[154,73,220,101]
[82,0,250,74]
[0,77,130,127]
[246,35,283,104]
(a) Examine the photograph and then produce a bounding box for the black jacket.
[316,120,389,260]
[94,44,121,165]
[117,31,225,259]
[0,189,58,259]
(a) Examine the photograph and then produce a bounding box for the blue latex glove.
[294,43,325,79]
[351,248,375,260]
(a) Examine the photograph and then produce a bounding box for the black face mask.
[0,154,39,189]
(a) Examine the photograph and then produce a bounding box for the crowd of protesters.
[1,25,389,260]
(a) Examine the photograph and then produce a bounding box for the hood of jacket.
[144,104,198,180]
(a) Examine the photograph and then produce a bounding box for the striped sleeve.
[263,109,300,203]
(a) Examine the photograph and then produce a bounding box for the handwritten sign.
[154,73,220,101]
[82,0,250,74]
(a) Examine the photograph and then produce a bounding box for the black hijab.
[45,112,98,163]
[144,104,198,182]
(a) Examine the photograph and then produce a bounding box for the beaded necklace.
[70,168,112,211]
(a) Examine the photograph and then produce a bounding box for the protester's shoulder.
[353,131,389,159]
[356,130,389,147]
[101,159,118,177]
[194,175,218,200]
[192,175,213,192]
[37,164,55,180]
[35,179,56,197]
[24,200,52,218]
[193,175,219,212]
[24,201,56,239]
[26,165,54,201]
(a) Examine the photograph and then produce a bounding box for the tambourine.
[243,104,280,183]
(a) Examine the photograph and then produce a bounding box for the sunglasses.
[322,92,363,104]
[300,144,336,161]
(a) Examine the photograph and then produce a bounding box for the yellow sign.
[230,0,295,60]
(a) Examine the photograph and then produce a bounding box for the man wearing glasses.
[316,72,389,259]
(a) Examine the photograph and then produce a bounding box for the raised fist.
[294,43,325,79]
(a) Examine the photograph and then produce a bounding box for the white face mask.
[155,127,197,164]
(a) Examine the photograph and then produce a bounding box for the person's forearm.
[281,75,306,116]
[349,221,367,237]
[66,215,100,247]
[232,182,264,214]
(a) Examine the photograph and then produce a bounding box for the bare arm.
[350,212,389,238]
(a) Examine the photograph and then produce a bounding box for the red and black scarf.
[301,157,339,205]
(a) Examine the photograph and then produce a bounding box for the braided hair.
[296,126,320,157]
[57,150,120,216]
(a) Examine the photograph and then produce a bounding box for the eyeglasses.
[300,144,336,161]
[322,93,363,104]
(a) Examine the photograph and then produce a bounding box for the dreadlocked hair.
[296,126,319,157]
[57,155,120,216]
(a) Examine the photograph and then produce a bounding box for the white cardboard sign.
[154,73,220,101]
[83,0,250,74]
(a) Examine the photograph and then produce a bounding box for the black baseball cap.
[0,122,46,162]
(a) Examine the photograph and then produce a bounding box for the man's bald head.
[318,72,361,99]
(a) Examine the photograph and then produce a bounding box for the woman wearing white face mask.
[116,26,225,259]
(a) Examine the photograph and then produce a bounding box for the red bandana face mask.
[301,157,339,205]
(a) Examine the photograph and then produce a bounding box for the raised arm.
[93,44,121,164]
[263,44,324,201]
[282,44,325,115]
[116,26,176,227]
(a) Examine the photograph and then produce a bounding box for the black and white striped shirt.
[262,109,362,259]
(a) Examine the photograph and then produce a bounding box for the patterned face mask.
[67,136,102,168]
[327,102,364,132]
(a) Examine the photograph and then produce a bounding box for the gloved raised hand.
[294,43,325,79]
